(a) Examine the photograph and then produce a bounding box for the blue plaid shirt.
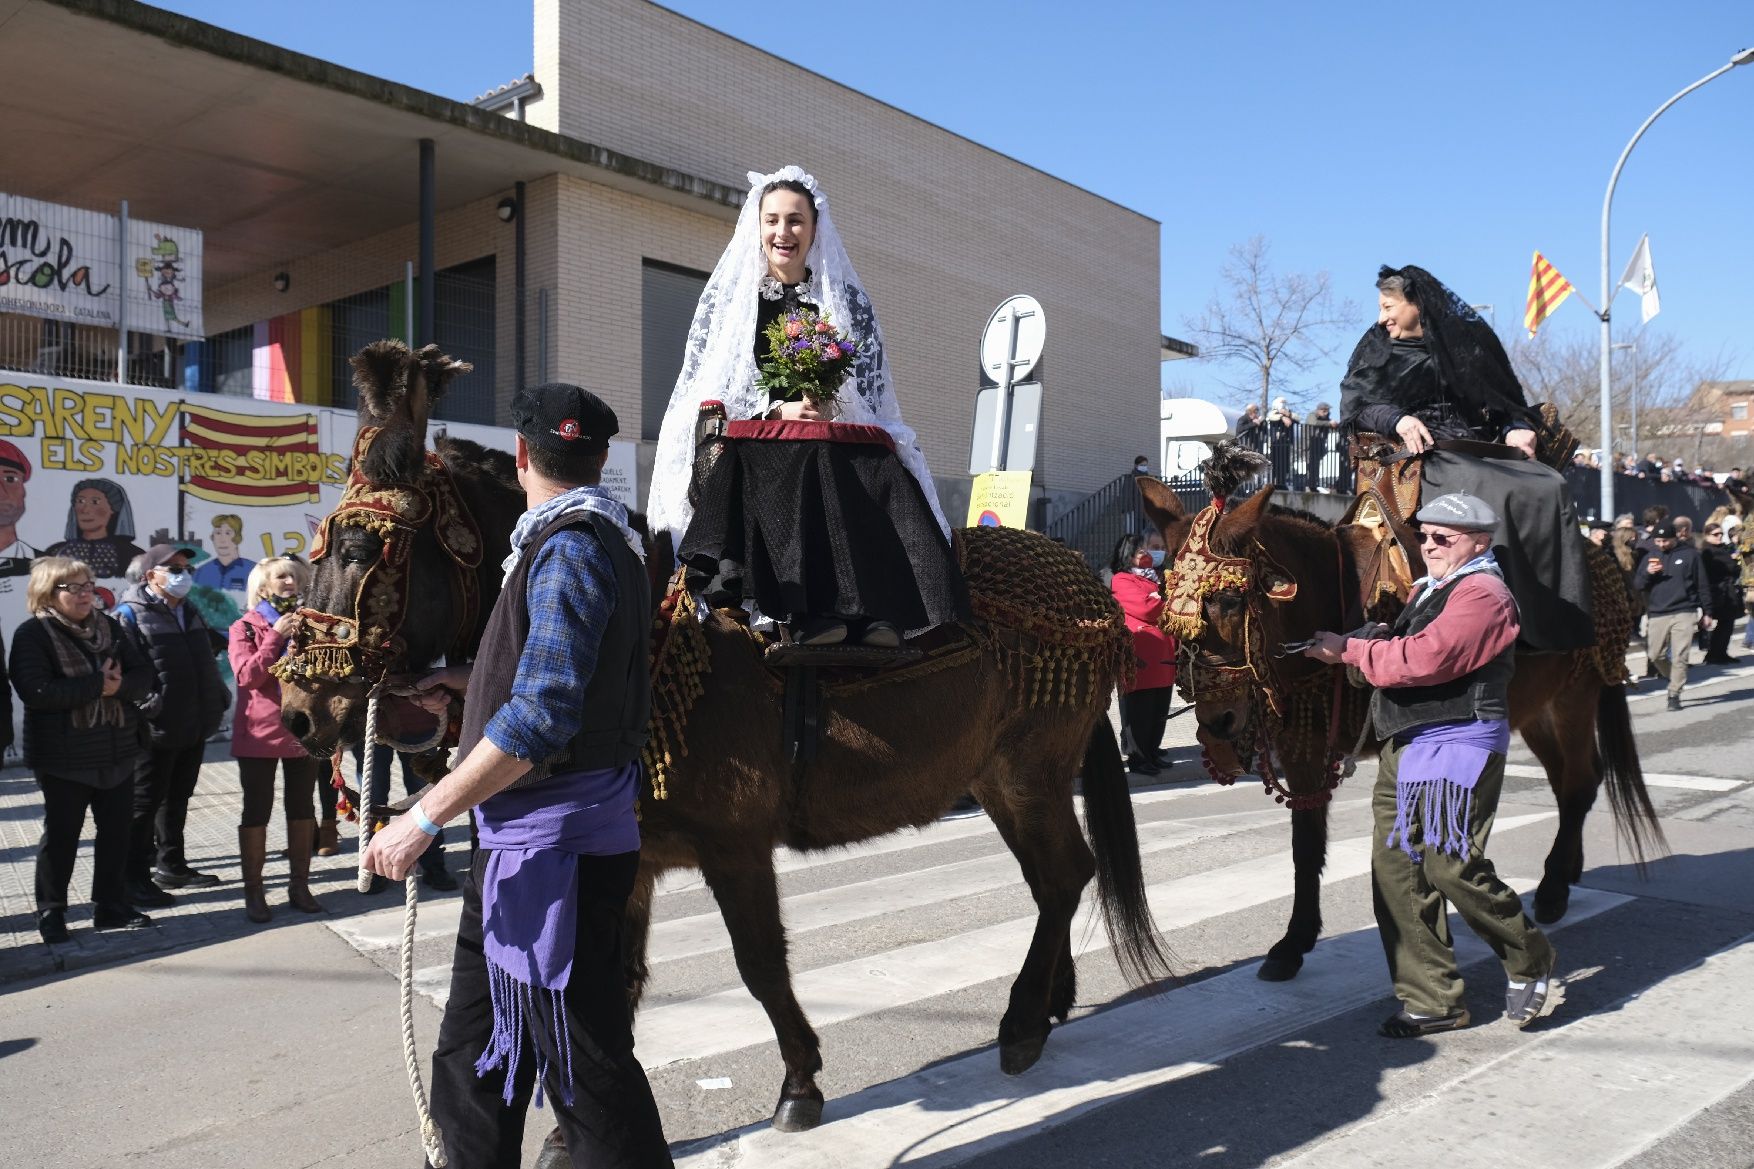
[482,527,618,763]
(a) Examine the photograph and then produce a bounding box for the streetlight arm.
[1596,49,1751,521]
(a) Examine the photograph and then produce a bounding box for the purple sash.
[471,761,640,1107]
[1387,719,1509,861]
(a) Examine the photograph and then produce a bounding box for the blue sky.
[155,0,1754,403]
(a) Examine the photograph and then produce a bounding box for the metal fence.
[0,256,500,425]
[1233,420,1352,494]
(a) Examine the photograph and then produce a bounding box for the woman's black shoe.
[38,909,69,944]
[125,879,175,908]
[94,905,152,931]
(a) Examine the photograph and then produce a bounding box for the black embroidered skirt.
[677,420,970,636]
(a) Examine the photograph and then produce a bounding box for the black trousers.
[35,773,133,914]
[129,742,206,878]
[428,849,672,1168]
[1123,687,1174,761]
[237,756,319,827]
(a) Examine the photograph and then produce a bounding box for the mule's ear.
[1135,475,1185,538]
[1216,484,1275,548]
[411,344,473,405]
[351,340,413,425]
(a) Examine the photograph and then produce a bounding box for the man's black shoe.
[1667,695,1682,712]
[1125,754,1162,776]
[125,879,175,908]
[421,863,459,892]
[38,909,69,944]
[155,865,220,889]
[94,905,153,931]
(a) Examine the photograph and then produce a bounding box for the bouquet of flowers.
[756,306,859,408]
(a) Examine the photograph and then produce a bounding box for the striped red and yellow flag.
[179,403,323,506]
[1523,251,1575,336]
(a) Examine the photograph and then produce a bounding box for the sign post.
[967,296,1044,527]
[979,295,1044,472]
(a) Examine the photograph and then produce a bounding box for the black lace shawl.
[1340,265,1536,441]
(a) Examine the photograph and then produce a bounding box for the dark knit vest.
[1370,573,1516,741]
[456,511,651,781]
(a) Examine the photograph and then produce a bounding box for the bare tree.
[1184,237,1356,411]
[1507,329,1725,463]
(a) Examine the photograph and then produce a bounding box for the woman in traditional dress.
[649,165,967,646]
[1339,264,1592,652]
[45,479,144,580]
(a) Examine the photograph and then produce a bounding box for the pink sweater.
[1341,573,1519,689]
[228,608,307,759]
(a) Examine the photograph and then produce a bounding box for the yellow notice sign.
[965,470,1033,528]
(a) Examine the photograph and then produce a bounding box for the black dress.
[676,278,970,637]
[1340,335,1593,653]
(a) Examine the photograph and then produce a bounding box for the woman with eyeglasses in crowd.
[10,557,156,942]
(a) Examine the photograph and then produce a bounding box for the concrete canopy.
[0,0,743,287]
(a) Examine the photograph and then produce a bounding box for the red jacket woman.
[226,556,322,922]
[1109,533,1178,774]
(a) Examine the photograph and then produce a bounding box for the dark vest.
[1370,573,1516,741]
[456,510,651,781]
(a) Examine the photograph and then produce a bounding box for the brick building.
[1,0,1169,522]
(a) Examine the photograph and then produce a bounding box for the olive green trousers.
[1371,737,1554,1017]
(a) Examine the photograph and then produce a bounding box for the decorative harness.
[1162,498,1354,810]
[273,426,485,759]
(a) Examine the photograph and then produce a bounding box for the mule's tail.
[1597,682,1667,871]
[1081,719,1172,985]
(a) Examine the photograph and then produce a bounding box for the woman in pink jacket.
[228,556,322,922]
[1108,532,1178,775]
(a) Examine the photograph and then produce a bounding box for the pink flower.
[785,319,805,338]
[822,343,842,359]
[815,321,832,333]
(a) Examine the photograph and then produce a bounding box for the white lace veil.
[646,165,950,545]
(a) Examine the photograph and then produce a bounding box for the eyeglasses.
[54,582,95,596]
[1415,531,1464,548]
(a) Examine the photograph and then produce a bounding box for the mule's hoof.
[772,1093,824,1133]
[1257,954,1305,982]
[999,1036,1047,1076]
[1533,894,1568,925]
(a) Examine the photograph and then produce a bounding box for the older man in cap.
[1305,492,1557,1037]
[363,383,671,1167]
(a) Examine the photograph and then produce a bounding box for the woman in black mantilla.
[1340,264,1593,652]
[649,166,968,647]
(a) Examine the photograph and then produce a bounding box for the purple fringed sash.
[471,761,640,1107]
[1387,719,1509,861]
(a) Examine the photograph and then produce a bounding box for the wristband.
[410,802,442,836]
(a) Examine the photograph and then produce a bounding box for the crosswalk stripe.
[671,882,1629,1167]
[1501,762,1743,793]
[631,811,1556,1069]
[393,799,1369,1003]
[327,781,1283,953]
[1276,929,1754,1168]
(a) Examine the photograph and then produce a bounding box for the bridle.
[1162,497,1352,810]
[272,426,485,752]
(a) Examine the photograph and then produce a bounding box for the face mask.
[1146,549,1166,568]
[158,571,193,599]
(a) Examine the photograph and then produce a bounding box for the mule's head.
[277,341,478,757]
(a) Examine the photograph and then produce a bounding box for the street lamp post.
[1612,340,1639,462]
[1597,47,1754,521]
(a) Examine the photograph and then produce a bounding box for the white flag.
[1618,233,1661,324]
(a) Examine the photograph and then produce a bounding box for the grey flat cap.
[1414,492,1499,531]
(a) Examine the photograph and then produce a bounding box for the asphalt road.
[1,654,1751,1168]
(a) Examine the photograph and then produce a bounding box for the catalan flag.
[1523,251,1575,336]
[180,403,323,506]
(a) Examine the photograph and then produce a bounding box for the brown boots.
[286,819,324,914]
[240,821,325,921]
[238,826,271,924]
[315,818,340,857]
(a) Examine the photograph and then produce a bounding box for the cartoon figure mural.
[45,477,144,579]
[0,439,39,576]
[193,512,254,592]
[136,234,191,331]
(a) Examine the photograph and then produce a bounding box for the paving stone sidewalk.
[0,741,466,986]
